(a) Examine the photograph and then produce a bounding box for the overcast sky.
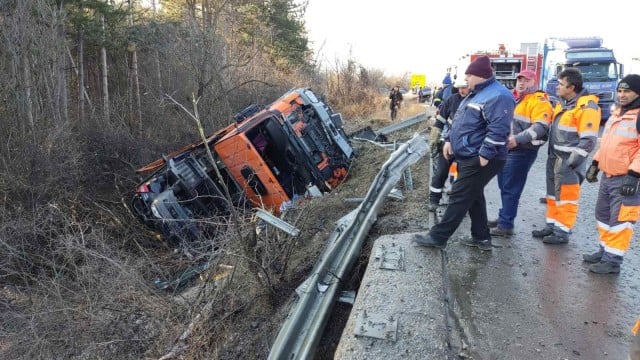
[303,1,637,84]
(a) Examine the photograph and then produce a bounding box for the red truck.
[469,43,543,89]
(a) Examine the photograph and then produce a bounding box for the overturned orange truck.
[131,88,354,243]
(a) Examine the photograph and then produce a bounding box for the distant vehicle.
[418,86,432,103]
[541,37,623,121]
[130,88,354,244]
[399,87,409,94]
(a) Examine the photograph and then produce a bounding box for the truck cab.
[541,37,624,122]
[130,88,354,243]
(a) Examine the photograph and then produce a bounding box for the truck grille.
[597,92,614,102]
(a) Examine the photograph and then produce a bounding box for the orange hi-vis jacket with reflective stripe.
[512,91,553,150]
[594,107,640,176]
[550,93,600,161]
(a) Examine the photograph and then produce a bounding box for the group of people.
[415,55,640,356]
[416,55,640,278]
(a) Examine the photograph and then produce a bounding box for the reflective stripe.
[574,148,589,157]
[467,103,482,111]
[557,124,578,132]
[556,200,579,206]
[580,130,598,137]
[436,114,447,124]
[553,145,575,153]
[596,220,610,231]
[601,242,626,256]
[613,128,638,139]
[513,114,531,123]
[553,145,589,157]
[430,186,443,193]
[609,221,634,233]
[485,137,506,145]
[551,220,571,232]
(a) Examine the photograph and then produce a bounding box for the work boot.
[490,226,514,237]
[588,261,620,274]
[487,219,498,228]
[413,233,447,249]
[428,201,438,212]
[461,238,492,251]
[532,225,553,238]
[542,231,569,245]
[582,251,603,264]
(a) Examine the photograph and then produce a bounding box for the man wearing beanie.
[582,73,640,274]
[533,68,600,245]
[415,55,515,251]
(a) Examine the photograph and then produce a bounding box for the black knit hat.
[618,74,640,95]
[465,56,494,79]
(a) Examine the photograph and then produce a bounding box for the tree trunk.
[77,12,85,124]
[22,54,35,137]
[128,0,142,134]
[152,0,162,91]
[101,13,110,122]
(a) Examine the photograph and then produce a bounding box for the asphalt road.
[336,136,639,359]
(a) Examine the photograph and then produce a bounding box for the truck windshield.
[571,62,618,82]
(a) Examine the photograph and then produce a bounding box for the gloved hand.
[586,160,599,183]
[429,127,442,155]
[621,172,640,196]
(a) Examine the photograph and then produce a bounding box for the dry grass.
[0,86,431,359]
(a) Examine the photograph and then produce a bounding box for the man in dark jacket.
[389,86,403,120]
[415,56,515,251]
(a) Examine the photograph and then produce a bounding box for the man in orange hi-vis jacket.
[582,74,640,274]
[532,68,600,244]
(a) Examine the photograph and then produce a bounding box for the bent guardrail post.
[268,133,428,360]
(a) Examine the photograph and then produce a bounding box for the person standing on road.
[389,86,404,121]
[582,74,640,274]
[488,69,553,236]
[428,78,470,211]
[414,55,514,251]
[532,67,600,244]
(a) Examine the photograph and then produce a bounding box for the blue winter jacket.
[446,76,514,160]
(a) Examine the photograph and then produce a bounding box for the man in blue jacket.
[415,56,515,251]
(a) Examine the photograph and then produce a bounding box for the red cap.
[516,69,537,80]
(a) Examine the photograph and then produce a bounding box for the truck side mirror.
[619,63,624,78]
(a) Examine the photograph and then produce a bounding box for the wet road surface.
[336,141,639,359]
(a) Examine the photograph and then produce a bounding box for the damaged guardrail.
[268,133,428,359]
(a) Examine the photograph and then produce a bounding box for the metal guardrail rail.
[376,112,427,136]
[268,133,428,359]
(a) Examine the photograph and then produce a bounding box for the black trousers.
[429,151,453,204]
[429,156,505,243]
